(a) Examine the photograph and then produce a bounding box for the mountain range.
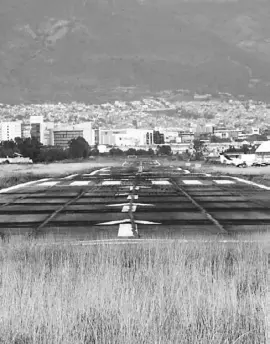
[1,0,270,104]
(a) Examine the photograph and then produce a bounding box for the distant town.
[1,91,270,159]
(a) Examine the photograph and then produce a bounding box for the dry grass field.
[0,158,124,190]
[0,235,268,344]
[194,164,270,177]
[0,158,122,179]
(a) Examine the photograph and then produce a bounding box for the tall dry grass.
[0,174,50,190]
[0,237,267,344]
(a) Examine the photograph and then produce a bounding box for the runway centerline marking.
[183,180,202,185]
[118,223,136,237]
[122,205,136,212]
[127,195,138,200]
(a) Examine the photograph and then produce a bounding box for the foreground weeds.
[0,238,267,343]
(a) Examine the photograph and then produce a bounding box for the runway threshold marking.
[183,180,202,185]
[102,181,122,186]
[214,180,235,185]
[70,181,90,186]
[38,181,60,187]
[152,180,171,185]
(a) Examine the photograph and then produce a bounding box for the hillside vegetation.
[1,0,270,103]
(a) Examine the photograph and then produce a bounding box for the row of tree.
[0,136,93,163]
[0,137,173,163]
[109,145,172,156]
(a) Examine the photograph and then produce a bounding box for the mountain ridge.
[1,0,270,103]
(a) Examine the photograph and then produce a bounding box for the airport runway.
[0,159,270,240]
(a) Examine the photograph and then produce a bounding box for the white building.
[72,122,95,146]
[53,122,95,148]
[115,129,153,146]
[0,121,22,141]
[255,141,270,164]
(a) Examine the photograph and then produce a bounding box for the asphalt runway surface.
[1,159,270,240]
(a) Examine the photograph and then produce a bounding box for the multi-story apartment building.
[53,122,94,148]
[0,121,22,141]
[30,116,44,144]
[54,130,84,148]
[21,123,31,139]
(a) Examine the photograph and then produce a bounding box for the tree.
[69,136,90,159]
[148,148,155,156]
[157,145,172,155]
[109,147,124,156]
[193,139,204,153]
[90,147,99,156]
[37,147,68,163]
[17,137,43,162]
[136,149,148,156]
[126,148,137,156]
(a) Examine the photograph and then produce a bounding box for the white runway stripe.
[0,178,51,193]
[231,176,270,190]
[214,180,235,184]
[39,181,60,186]
[118,223,136,237]
[183,180,202,185]
[127,195,138,200]
[152,180,171,185]
[70,181,90,186]
[122,205,137,212]
[90,167,110,175]
[63,174,78,180]
[102,181,121,186]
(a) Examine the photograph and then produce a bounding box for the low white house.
[255,141,270,163]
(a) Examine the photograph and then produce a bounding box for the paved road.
[1,159,270,240]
